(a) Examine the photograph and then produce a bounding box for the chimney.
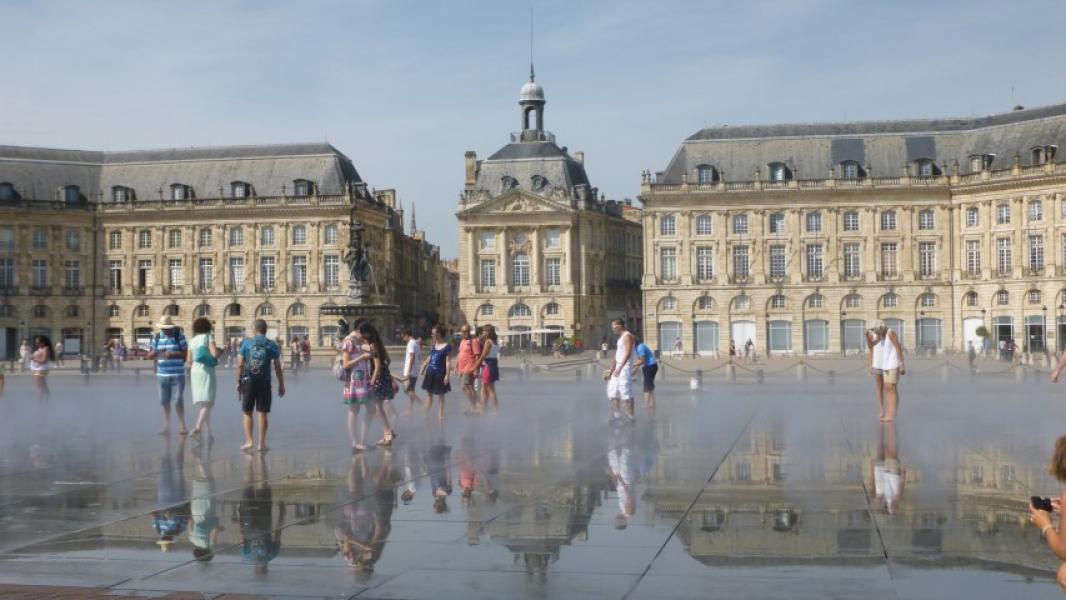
[464,151,477,186]
[574,151,584,165]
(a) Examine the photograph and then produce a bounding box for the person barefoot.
[420,325,452,422]
[866,320,904,422]
[237,319,284,453]
[399,329,422,417]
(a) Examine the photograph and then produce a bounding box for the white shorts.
[607,368,633,400]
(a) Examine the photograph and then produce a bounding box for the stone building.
[456,70,642,348]
[0,143,447,360]
[641,103,1066,355]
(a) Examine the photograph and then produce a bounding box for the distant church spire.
[411,202,417,232]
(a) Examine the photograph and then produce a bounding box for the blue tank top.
[427,344,450,373]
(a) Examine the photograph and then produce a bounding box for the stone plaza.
[0,356,1062,599]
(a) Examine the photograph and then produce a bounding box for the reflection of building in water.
[644,419,1056,573]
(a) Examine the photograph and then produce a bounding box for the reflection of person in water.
[189,445,222,561]
[334,451,398,579]
[458,432,501,505]
[238,453,284,573]
[152,436,189,549]
[606,422,637,529]
[428,438,453,514]
[399,444,423,505]
[871,422,906,514]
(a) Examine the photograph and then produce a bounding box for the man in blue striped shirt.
[148,315,189,436]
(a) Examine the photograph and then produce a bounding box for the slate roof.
[475,139,591,196]
[662,103,1066,184]
[0,143,362,202]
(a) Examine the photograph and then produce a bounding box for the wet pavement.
[0,367,1063,599]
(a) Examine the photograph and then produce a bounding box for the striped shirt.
[151,332,188,377]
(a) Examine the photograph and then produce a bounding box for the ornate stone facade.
[641,104,1066,355]
[0,143,447,360]
[456,72,642,348]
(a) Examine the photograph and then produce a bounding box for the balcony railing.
[802,274,825,283]
[768,274,787,283]
[729,274,751,285]
[1025,266,1046,277]
[134,286,149,295]
[961,271,982,280]
[876,272,900,282]
[0,286,17,296]
[61,286,84,296]
[163,285,184,295]
[918,272,940,281]
[30,286,50,295]
[225,284,245,294]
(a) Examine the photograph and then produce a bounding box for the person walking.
[19,339,30,372]
[53,340,64,367]
[399,329,422,416]
[30,335,55,402]
[866,319,905,422]
[341,323,373,452]
[359,321,397,447]
[420,325,452,421]
[300,336,311,372]
[455,325,481,414]
[673,336,683,358]
[605,319,636,421]
[967,341,977,373]
[632,339,658,411]
[148,316,189,436]
[187,317,222,443]
[744,338,754,363]
[289,338,302,373]
[728,340,737,364]
[473,325,499,414]
[237,319,284,453]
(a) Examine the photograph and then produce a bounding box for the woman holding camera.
[1029,435,1066,589]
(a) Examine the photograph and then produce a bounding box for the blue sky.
[3,0,1066,257]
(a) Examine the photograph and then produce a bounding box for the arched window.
[545,302,560,315]
[229,226,244,247]
[531,175,548,192]
[227,303,242,317]
[479,303,494,316]
[882,293,899,308]
[111,185,133,202]
[500,176,518,192]
[0,182,17,201]
[996,290,1009,305]
[918,209,935,230]
[170,183,192,200]
[289,302,305,316]
[768,162,791,182]
[107,305,120,318]
[231,181,250,198]
[65,305,80,318]
[511,253,530,286]
[914,159,939,177]
[257,303,274,317]
[969,154,993,172]
[1029,289,1042,304]
[164,304,179,317]
[660,296,677,311]
[135,304,150,318]
[919,293,936,307]
[695,214,713,235]
[880,210,897,231]
[32,305,48,318]
[508,303,532,318]
[292,225,307,244]
[732,295,750,311]
[697,296,715,310]
[844,294,861,308]
[193,304,210,317]
[660,214,676,236]
[807,294,824,309]
[840,160,863,179]
[293,179,313,197]
[770,294,787,309]
[964,291,978,307]
[696,164,719,184]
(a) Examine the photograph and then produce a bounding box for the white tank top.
[615,332,634,365]
[486,340,499,360]
[872,332,901,370]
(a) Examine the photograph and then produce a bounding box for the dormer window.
[293,179,313,197]
[500,176,518,193]
[0,182,17,202]
[63,185,82,204]
[170,184,192,200]
[531,175,548,192]
[840,160,863,179]
[915,159,939,177]
[1032,145,1057,165]
[768,162,791,182]
[969,154,994,172]
[696,164,719,184]
[112,186,134,202]
[231,181,250,198]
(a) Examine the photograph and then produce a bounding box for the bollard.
[828,369,836,384]
[940,364,950,382]
[757,369,765,384]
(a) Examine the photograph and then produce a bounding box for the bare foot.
[178,428,189,436]
[240,443,254,452]
[353,444,367,452]
[257,446,270,453]
[157,428,169,436]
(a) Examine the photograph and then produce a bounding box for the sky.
[3,0,1066,258]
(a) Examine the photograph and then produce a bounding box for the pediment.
[460,189,571,217]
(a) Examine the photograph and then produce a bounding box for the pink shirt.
[456,337,481,374]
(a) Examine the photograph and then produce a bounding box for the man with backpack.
[237,319,285,453]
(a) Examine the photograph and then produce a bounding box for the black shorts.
[405,376,418,392]
[642,364,658,392]
[241,377,273,413]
